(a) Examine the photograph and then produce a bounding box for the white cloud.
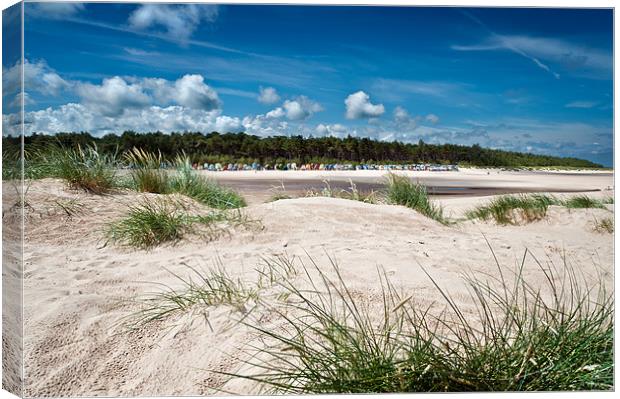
[75,77,151,117]
[565,101,597,109]
[345,91,385,119]
[242,113,289,137]
[27,3,84,19]
[2,59,70,97]
[316,123,348,137]
[19,103,241,136]
[258,86,280,104]
[172,74,221,110]
[128,4,218,42]
[426,114,440,124]
[266,107,285,119]
[282,96,323,121]
[391,106,420,131]
[393,106,410,122]
[76,74,221,116]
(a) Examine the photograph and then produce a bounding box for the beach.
[199,168,613,204]
[11,169,614,396]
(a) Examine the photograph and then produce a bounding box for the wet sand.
[198,168,613,204]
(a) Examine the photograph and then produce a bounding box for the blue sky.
[2,2,613,165]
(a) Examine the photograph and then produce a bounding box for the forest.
[2,130,603,168]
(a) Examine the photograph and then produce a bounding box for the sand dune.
[10,174,614,396]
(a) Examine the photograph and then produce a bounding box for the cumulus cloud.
[172,74,221,110]
[315,123,348,137]
[282,96,323,121]
[18,103,241,136]
[345,91,385,119]
[265,107,285,119]
[75,77,151,117]
[258,86,280,104]
[393,106,410,122]
[2,59,70,98]
[76,74,221,117]
[425,113,440,124]
[128,4,218,42]
[242,113,289,137]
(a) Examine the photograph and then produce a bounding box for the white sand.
[10,171,614,396]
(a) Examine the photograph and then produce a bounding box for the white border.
[0,1,616,399]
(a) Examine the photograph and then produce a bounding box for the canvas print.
[1,1,614,396]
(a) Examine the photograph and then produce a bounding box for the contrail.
[457,9,560,79]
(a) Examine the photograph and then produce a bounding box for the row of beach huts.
[182,162,459,172]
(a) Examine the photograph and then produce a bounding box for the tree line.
[3,131,602,168]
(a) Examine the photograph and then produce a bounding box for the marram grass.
[466,194,614,224]
[124,147,170,194]
[169,156,246,209]
[465,194,556,225]
[212,250,613,393]
[385,173,448,224]
[52,144,119,194]
[105,196,257,249]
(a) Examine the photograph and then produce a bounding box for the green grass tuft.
[267,193,293,202]
[385,173,447,224]
[106,197,189,249]
[466,194,558,225]
[305,180,378,204]
[169,156,247,209]
[217,251,613,393]
[126,255,298,328]
[105,196,258,249]
[563,195,606,209]
[124,147,170,194]
[128,263,259,327]
[52,144,119,194]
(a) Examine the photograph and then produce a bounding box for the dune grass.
[564,195,607,209]
[304,180,378,204]
[216,251,613,393]
[465,194,557,225]
[126,255,298,329]
[385,173,447,224]
[105,196,256,249]
[268,193,293,202]
[170,157,246,209]
[123,147,170,194]
[50,144,119,194]
[593,217,614,234]
[467,193,614,224]
[127,263,259,327]
[105,197,190,249]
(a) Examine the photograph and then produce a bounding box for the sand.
[5,169,614,396]
[199,168,614,204]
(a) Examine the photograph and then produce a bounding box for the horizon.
[2,2,614,167]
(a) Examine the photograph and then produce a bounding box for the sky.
[1,2,614,166]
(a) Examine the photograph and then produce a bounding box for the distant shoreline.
[194,168,613,204]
